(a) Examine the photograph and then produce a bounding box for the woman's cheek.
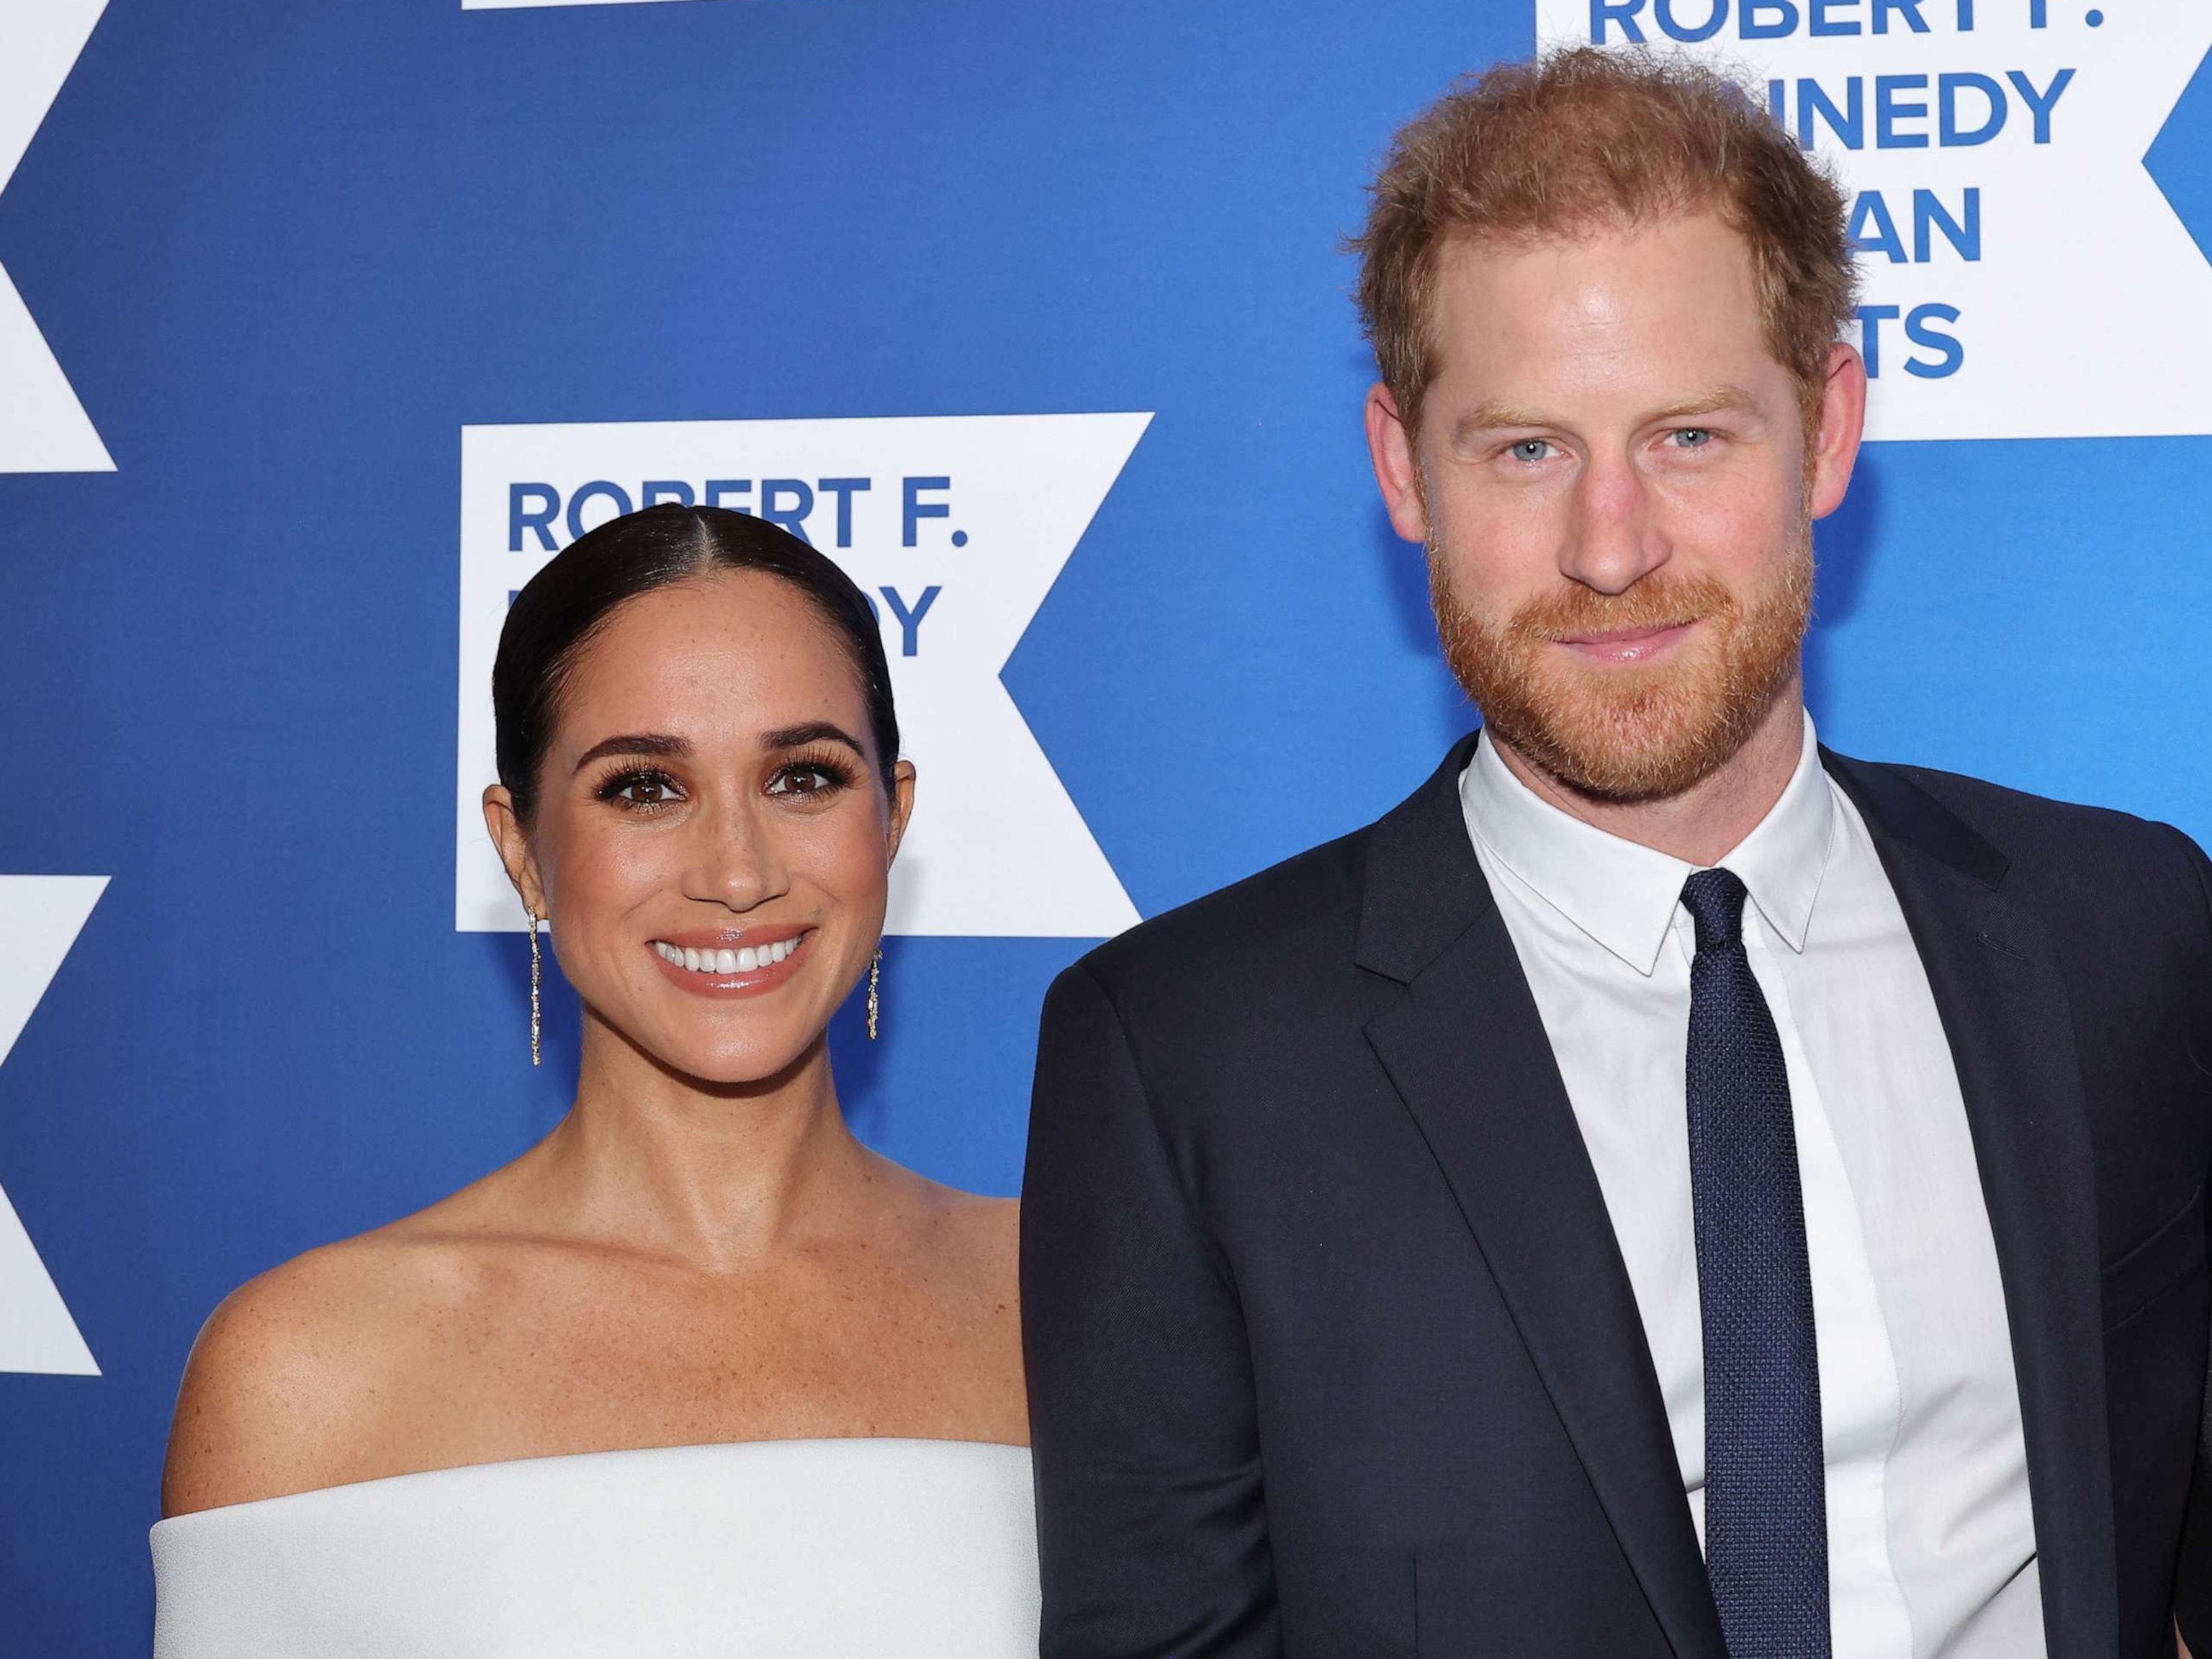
[822,811,894,922]
[598,824,683,900]
[543,819,662,983]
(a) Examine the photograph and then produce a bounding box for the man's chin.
[1485,671,1757,803]
[1500,731,1728,803]
[1440,563,1811,805]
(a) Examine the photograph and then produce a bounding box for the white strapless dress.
[149,1437,1039,1658]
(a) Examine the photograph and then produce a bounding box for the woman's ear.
[884,761,917,866]
[481,785,548,918]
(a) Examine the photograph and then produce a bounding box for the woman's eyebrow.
[762,722,866,756]
[571,732,691,773]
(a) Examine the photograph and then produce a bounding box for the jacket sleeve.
[2170,824,2212,1654]
[1021,958,1280,1659]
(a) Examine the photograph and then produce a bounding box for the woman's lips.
[1555,620,1696,665]
[645,927,814,999]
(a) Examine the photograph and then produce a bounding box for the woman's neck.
[523,1023,881,1274]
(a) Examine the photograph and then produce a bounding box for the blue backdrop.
[4,1,2211,1652]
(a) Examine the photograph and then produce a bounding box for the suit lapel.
[1827,753,2118,1659]
[1357,739,1728,1659]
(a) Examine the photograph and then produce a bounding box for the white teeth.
[653,936,804,975]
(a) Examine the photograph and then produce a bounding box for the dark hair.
[492,503,899,824]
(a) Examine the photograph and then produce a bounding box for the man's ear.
[1808,341,1868,522]
[884,761,917,866]
[1365,382,1430,546]
[482,786,548,919]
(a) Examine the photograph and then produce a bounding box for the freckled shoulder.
[902,1177,1017,1274]
[159,1222,486,1517]
[932,1194,1023,1354]
[966,1194,1020,1277]
[903,1187,1025,1443]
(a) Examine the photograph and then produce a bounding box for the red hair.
[1351,48,1858,437]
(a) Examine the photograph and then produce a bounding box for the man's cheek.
[1664,500,1784,578]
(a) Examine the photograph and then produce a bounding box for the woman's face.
[487,570,912,1086]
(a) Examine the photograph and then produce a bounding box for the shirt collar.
[1459,711,1836,977]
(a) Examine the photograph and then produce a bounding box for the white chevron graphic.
[0,0,114,475]
[0,876,107,1375]
[1540,0,2212,440]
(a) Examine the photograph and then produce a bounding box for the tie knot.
[1680,867,1750,953]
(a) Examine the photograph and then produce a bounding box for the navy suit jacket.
[1022,735,2212,1658]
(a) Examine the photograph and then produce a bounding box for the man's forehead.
[1425,212,1780,397]
[1433,207,1757,298]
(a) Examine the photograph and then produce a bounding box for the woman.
[151,505,1034,1656]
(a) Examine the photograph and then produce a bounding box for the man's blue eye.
[1674,428,1713,448]
[1510,440,1550,463]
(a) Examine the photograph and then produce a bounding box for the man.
[1022,48,2212,1659]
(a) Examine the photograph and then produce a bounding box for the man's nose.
[1557,451,1671,595]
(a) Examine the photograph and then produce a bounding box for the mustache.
[1503,572,1738,644]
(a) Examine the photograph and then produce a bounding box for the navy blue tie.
[1680,868,1830,1659]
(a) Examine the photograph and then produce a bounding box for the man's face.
[1365,210,1863,801]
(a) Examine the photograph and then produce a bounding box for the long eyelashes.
[768,747,858,799]
[588,749,859,814]
[593,765,684,811]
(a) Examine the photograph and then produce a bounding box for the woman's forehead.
[557,573,870,745]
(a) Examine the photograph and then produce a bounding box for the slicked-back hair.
[492,503,899,825]
[1351,47,1858,441]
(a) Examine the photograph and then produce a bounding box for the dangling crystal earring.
[526,906,543,1067]
[867,947,882,1041]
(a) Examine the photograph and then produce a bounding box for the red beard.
[1429,530,1813,802]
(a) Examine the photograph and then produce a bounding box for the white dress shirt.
[1460,712,2044,1659]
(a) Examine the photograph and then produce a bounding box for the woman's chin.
[699,1029,835,1089]
[596,1013,827,1093]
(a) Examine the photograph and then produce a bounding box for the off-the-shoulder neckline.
[153,1434,1032,1529]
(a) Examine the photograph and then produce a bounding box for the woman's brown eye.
[770,767,832,796]
[605,772,678,806]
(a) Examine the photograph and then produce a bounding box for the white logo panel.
[0,875,106,1376]
[457,413,1150,939]
[1537,0,2212,441]
[0,0,114,475]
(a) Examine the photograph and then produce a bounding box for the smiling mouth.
[649,932,809,977]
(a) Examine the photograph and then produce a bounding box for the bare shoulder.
[160,1210,494,1517]
[858,1156,1020,1316]
[892,1166,1019,1285]
[876,1173,1025,1442]
[957,1192,1020,1273]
